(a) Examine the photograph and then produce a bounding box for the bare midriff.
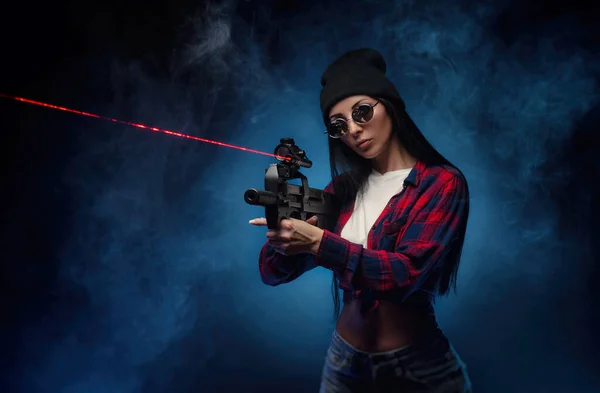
[335,298,438,352]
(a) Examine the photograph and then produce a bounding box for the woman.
[250,48,472,393]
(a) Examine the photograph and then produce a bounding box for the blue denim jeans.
[319,329,472,393]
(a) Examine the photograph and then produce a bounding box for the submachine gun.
[244,138,335,230]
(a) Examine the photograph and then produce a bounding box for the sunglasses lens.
[352,104,374,124]
[327,119,347,137]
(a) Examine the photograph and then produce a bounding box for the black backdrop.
[1,0,599,392]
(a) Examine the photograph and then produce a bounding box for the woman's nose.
[347,119,363,137]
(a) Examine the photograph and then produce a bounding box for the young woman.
[250,48,472,393]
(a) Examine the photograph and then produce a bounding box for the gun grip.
[266,206,279,229]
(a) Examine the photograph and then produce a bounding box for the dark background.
[1,0,599,392]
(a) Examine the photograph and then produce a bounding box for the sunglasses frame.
[324,101,380,139]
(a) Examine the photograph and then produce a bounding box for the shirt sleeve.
[257,180,336,286]
[314,173,468,295]
[258,242,317,286]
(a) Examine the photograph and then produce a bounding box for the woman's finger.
[266,229,279,238]
[249,218,267,226]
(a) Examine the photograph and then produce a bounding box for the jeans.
[319,329,472,393]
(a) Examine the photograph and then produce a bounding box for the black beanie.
[320,48,405,123]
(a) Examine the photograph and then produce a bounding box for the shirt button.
[372,225,376,229]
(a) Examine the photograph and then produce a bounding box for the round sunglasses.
[324,101,380,138]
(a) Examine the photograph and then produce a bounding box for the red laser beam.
[0,93,290,161]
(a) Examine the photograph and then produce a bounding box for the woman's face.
[328,95,394,160]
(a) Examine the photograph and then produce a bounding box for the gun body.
[244,138,335,230]
[244,164,335,230]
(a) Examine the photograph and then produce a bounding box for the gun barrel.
[244,188,278,206]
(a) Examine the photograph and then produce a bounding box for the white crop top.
[340,167,412,248]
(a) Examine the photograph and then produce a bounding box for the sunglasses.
[324,101,380,138]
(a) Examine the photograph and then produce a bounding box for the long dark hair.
[327,98,470,319]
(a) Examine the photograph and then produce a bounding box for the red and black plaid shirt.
[258,159,469,302]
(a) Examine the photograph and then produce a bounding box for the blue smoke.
[12,1,599,392]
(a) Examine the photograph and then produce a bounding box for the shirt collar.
[405,159,425,187]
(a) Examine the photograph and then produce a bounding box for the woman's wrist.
[310,228,325,255]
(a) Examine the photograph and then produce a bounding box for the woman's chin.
[359,149,380,160]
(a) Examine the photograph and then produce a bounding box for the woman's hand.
[249,216,324,256]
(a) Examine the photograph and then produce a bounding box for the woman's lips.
[357,139,372,148]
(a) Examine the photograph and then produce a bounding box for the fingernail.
[249,219,255,224]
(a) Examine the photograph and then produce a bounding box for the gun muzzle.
[244,188,278,206]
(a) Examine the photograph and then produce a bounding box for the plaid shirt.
[258,159,469,302]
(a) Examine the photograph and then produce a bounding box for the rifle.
[244,138,335,230]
